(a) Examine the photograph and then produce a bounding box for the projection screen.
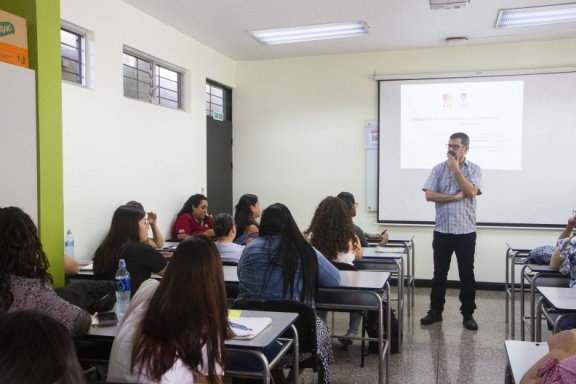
[377,68,576,228]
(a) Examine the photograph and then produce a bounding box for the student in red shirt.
[172,194,214,239]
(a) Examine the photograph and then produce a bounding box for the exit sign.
[213,111,223,121]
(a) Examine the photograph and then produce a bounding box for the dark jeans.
[429,231,477,316]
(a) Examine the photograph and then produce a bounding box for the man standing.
[420,132,482,330]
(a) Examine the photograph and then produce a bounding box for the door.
[206,81,233,215]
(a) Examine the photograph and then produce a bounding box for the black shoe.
[463,315,478,330]
[420,311,442,325]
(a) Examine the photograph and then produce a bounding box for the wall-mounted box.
[0,9,28,68]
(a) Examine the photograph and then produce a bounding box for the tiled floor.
[292,286,549,384]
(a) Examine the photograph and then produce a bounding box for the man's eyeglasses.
[446,144,465,150]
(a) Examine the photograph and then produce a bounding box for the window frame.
[60,21,89,87]
[206,79,232,122]
[123,46,186,111]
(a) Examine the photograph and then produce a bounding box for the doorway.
[206,80,233,215]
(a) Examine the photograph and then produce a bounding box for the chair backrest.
[332,261,358,271]
[222,260,239,266]
[231,299,318,368]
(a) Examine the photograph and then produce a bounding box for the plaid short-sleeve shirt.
[422,159,482,234]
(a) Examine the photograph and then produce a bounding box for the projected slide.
[400,81,524,170]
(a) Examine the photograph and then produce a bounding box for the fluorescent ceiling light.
[249,21,369,45]
[496,3,576,28]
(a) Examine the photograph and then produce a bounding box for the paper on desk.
[375,246,404,253]
[229,317,272,339]
[80,263,94,270]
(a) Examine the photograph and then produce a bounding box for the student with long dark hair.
[93,205,167,296]
[172,194,214,239]
[0,310,87,384]
[107,235,231,383]
[305,196,363,346]
[233,193,260,244]
[126,200,165,248]
[237,203,341,384]
[0,207,91,336]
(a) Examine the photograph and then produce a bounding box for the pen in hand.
[230,321,253,331]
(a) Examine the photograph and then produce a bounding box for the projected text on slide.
[400,81,524,170]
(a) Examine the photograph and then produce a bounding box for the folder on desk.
[229,317,272,339]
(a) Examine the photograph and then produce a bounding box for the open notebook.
[229,317,272,339]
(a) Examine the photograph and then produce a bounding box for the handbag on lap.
[55,280,116,314]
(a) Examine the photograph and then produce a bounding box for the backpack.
[364,302,401,354]
[526,245,556,265]
[55,280,116,314]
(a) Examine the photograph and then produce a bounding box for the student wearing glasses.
[420,132,482,331]
[125,201,165,248]
[337,192,388,247]
[93,205,167,296]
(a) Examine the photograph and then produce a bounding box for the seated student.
[0,310,87,384]
[237,203,341,384]
[107,236,231,384]
[520,329,576,384]
[304,196,363,346]
[550,212,576,277]
[233,193,260,244]
[172,194,215,239]
[213,213,244,264]
[337,192,388,247]
[93,205,167,296]
[0,207,91,337]
[126,201,165,248]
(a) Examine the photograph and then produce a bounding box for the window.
[123,47,184,110]
[206,81,232,121]
[60,25,86,86]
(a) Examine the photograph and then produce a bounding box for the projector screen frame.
[376,66,576,229]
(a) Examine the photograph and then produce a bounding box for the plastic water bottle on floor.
[115,259,131,318]
[64,229,74,259]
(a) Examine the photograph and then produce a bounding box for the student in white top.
[213,213,244,264]
[304,196,363,346]
[107,236,232,384]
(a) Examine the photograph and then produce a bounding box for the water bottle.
[115,259,131,318]
[64,229,74,259]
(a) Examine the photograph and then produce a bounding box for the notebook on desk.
[229,317,272,339]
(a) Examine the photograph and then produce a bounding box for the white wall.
[61,0,235,260]
[60,0,576,283]
[234,40,576,283]
[0,62,37,223]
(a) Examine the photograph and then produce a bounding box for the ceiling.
[120,0,576,61]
